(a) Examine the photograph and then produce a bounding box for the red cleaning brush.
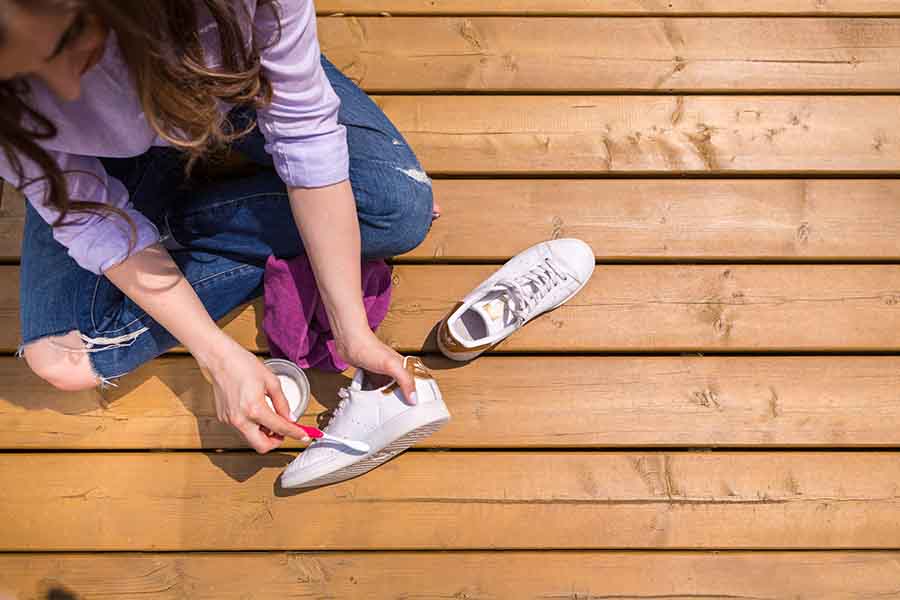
[297,424,371,453]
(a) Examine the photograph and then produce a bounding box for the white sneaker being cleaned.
[281,357,450,490]
[437,238,595,361]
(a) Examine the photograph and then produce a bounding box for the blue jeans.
[19,57,433,382]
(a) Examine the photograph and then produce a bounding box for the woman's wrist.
[334,323,378,361]
[191,327,241,373]
[329,304,373,346]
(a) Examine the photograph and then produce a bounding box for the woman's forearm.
[106,243,309,447]
[104,243,231,367]
[288,180,371,348]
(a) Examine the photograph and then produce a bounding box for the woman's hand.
[337,329,417,405]
[205,336,311,453]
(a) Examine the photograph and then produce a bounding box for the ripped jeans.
[18,57,434,383]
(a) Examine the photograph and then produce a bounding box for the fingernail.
[303,436,311,443]
[409,392,418,405]
[431,211,441,220]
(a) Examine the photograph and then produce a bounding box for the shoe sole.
[437,263,596,362]
[282,400,451,489]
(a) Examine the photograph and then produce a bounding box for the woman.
[0,0,435,453]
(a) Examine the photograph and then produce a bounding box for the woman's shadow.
[109,350,353,483]
[5,305,466,486]
[3,305,351,484]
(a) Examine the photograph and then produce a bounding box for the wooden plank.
[8,264,900,353]
[321,17,900,92]
[376,95,900,174]
[376,264,900,353]
[8,180,900,262]
[416,179,900,261]
[2,451,900,550]
[378,264,900,353]
[317,0,900,16]
[4,551,900,599]
[6,355,900,449]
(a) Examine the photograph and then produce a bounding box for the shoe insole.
[453,292,515,343]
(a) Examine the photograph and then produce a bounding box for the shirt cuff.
[267,126,350,189]
[61,208,161,274]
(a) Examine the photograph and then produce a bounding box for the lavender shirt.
[0,0,348,274]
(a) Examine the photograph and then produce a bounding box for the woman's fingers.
[342,333,419,405]
[253,402,311,442]
[240,420,281,454]
[259,425,285,441]
[258,368,301,441]
[390,358,417,406]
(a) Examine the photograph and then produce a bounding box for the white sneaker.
[281,357,450,489]
[437,238,595,361]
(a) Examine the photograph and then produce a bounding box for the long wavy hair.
[0,0,278,232]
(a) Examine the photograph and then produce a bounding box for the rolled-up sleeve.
[254,0,349,188]
[2,151,160,274]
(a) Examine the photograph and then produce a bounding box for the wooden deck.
[5,2,900,598]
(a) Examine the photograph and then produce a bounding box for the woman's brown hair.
[0,0,277,232]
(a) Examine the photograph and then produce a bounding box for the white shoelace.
[495,258,568,325]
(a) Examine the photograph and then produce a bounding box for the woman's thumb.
[395,360,418,406]
[264,371,292,420]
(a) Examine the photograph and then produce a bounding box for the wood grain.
[321,17,900,92]
[376,95,900,174]
[317,0,900,16]
[3,451,900,550]
[4,552,900,599]
[385,264,900,352]
[377,264,900,352]
[9,265,900,353]
[417,179,900,261]
[6,355,900,449]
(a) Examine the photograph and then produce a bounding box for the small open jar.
[263,358,310,422]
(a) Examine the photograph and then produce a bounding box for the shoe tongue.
[471,290,517,336]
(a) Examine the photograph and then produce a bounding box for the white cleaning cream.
[264,375,304,422]
[279,374,303,419]
[263,359,310,422]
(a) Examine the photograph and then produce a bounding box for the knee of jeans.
[23,336,99,392]
[390,166,434,248]
[380,175,434,257]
